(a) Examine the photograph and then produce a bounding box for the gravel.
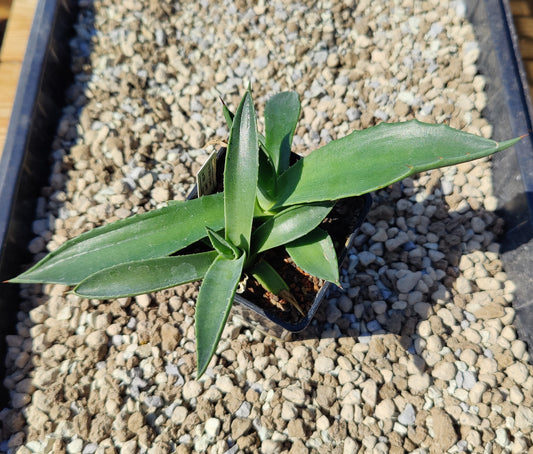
[2,0,533,453]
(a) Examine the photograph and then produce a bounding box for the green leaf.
[224,90,259,253]
[286,228,339,284]
[252,202,334,255]
[196,253,245,377]
[256,148,278,211]
[249,259,289,295]
[10,193,224,285]
[274,120,522,208]
[73,251,218,299]
[206,227,239,259]
[221,98,234,129]
[249,259,304,316]
[264,91,301,174]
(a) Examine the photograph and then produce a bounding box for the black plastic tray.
[0,0,77,405]
[1,0,533,407]
[468,0,533,348]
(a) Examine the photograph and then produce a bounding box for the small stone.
[509,385,524,404]
[127,412,144,433]
[144,395,163,408]
[204,418,221,438]
[135,294,151,309]
[66,439,83,454]
[161,323,180,351]
[282,385,306,406]
[343,438,359,454]
[361,380,378,407]
[476,277,501,291]
[171,406,188,424]
[430,408,458,451]
[215,376,234,393]
[337,295,353,312]
[152,186,170,203]
[505,362,529,384]
[432,361,456,381]
[235,402,252,418]
[459,349,478,367]
[281,402,298,421]
[85,330,108,349]
[455,277,473,295]
[374,399,395,420]
[436,308,455,327]
[511,340,527,359]
[10,392,31,409]
[316,415,330,430]
[326,53,340,68]
[287,419,306,438]
[315,355,335,374]
[397,403,416,426]
[473,303,505,320]
[495,428,510,448]
[316,385,336,408]
[408,373,430,394]
[396,271,421,293]
[261,440,282,454]
[358,251,376,266]
[182,381,203,400]
[231,418,253,439]
[468,381,487,404]
[426,335,442,353]
[461,371,477,390]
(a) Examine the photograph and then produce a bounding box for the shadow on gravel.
[286,175,512,373]
[0,0,94,423]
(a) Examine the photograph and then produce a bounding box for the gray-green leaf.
[74,251,218,298]
[224,90,259,254]
[286,228,339,284]
[264,91,300,174]
[11,193,224,285]
[274,121,522,208]
[252,202,334,255]
[195,253,245,377]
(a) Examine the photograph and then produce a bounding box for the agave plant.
[10,89,521,375]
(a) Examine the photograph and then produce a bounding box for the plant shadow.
[284,172,515,374]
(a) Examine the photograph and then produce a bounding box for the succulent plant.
[10,89,521,375]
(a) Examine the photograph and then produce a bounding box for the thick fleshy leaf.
[11,193,224,285]
[274,121,522,208]
[256,149,278,211]
[286,228,339,284]
[196,253,245,377]
[224,91,258,253]
[249,259,289,296]
[264,91,300,174]
[74,251,218,299]
[221,98,234,128]
[251,202,334,255]
[206,227,239,259]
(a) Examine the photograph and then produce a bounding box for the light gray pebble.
[397,403,416,426]
[337,295,353,312]
[396,271,421,293]
[204,418,221,438]
[282,386,306,406]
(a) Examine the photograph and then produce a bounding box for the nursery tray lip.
[1,0,533,404]
[467,0,533,351]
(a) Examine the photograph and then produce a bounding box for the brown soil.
[239,195,368,325]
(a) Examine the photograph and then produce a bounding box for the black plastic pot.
[230,194,372,340]
[1,0,533,407]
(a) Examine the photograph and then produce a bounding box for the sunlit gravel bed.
[1,0,532,453]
